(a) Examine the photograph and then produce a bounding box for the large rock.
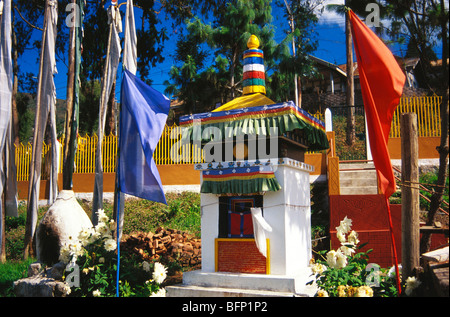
[13,262,71,297]
[36,190,93,265]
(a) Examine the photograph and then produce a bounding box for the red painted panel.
[330,195,447,268]
[216,239,267,274]
[329,195,402,268]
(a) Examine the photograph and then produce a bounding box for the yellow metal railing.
[14,96,441,181]
[390,95,442,138]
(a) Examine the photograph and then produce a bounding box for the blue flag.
[118,69,170,204]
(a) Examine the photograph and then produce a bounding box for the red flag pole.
[385,196,402,295]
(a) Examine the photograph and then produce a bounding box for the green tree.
[166,0,281,113]
[273,0,322,108]
[164,28,228,113]
[383,0,445,90]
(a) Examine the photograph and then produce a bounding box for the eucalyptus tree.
[273,0,323,108]
[166,0,283,114]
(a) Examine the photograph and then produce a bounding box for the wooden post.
[401,113,420,283]
[345,7,355,146]
[63,0,76,190]
[1,192,5,263]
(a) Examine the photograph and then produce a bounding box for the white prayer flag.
[92,4,122,223]
[250,207,272,258]
[123,0,137,74]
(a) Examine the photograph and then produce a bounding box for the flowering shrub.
[309,216,399,297]
[60,210,168,297]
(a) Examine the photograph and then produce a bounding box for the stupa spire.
[242,35,266,95]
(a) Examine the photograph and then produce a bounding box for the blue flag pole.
[115,191,121,297]
[115,109,122,297]
[114,69,170,297]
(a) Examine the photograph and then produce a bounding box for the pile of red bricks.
[121,227,201,267]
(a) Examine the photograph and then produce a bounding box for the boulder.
[36,190,93,265]
[13,261,71,297]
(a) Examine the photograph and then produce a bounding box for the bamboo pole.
[23,0,50,259]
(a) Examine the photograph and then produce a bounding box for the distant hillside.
[17,92,67,140]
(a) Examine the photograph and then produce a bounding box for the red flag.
[348,10,406,198]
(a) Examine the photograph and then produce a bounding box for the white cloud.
[316,0,345,25]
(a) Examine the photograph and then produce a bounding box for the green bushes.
[120,191,201,237]
[390,171,449,213]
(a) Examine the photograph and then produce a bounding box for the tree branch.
[14,6,43,31]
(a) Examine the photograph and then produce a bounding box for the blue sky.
[17,0,443,104]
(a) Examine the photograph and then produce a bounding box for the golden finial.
[247,35,260,49]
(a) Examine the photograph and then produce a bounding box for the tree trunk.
[1,191,5,263]
[105,80,116,136]
[24,0,50,260]
[420,0,449,254]
[63,2,76,190]
[11,7,20,147]
[345,8,355,146]
[230,49,237,100]
[297,75,302,108]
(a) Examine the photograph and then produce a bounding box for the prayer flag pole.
[115,0,136,296]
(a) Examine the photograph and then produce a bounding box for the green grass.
[0,258,35,297]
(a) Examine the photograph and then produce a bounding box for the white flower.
[339,245,355,257]
[98,257,105,263]
[405,276,422,296]
[59,245,71,263]
[88,230,101,244]
[78,228,91,246]
[150,288,166,297]
[326,250,337,268]
[347,230,360,246]
[311,263,327,275]
[104,238,117,252]
[335,250,347,268]
[336,229,346,244]
[355,286,373,297]
[337,216,352,234]
[152,262,168,285]
[316,289,329,297]
[97,209,109,223]
[92,289,101,297]
[95,222,111,237]
[70,242,85,258]
[326,249,347,269]
[109,219,116,231]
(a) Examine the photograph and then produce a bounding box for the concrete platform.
[166,270,317,297]
[166,284,298,297]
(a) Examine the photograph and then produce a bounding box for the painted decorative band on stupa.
[243,35,266,95]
